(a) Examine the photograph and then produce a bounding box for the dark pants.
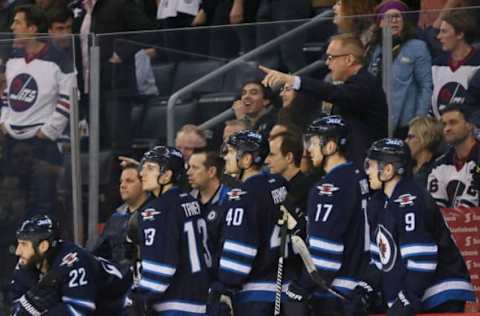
[256,0,311,72]
[2,135,62,219]
[310,297,347,316]
[209,0,259,58]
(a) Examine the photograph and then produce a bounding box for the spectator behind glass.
[261,33,388,167]
[175,124,207,162]
[46,5,73,51]
[77,0,155,153]
[90,163,147,275]
[431,9,480,118]
[277,82,323,130]
[332,0,377,44]
[366,0,432,138]
[235,80,278,139]
[405,116,444,188]
[428,103,480,208]
[0,5,75,217]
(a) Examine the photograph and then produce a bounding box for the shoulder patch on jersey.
[359,179,369,195]
[376,225,397,272]
[207,210,217,222]
[227,188,247,201]
[141,208,161,221]
[268,178,276,183]
[394,194,416,207]
[317,183,339,196]
[60,252,79,267]
[179,193,189,197]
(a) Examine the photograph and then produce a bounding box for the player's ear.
[160,169,173,184]
[207,166,217,179]
[285,151,294,164]
[38,240,50,254]
[384,163,395,179]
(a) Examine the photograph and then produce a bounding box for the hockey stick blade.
[291,235,348,302]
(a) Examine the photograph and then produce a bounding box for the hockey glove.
[286,281,311,302]
[207,282,234,316]
[387,291,415,316]
[344,281,374,316]
[15,286,60,316]
[124,287,156,316]
[471,163,480,191]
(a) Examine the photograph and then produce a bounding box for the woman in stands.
[405,116,444,188]
[332,0,377,44]
[366,0,433,139]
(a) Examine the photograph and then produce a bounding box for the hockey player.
[10,214,129,315]
[128,146,209,315]
[285,115,371,316]
[353,138,475,315]
[187,150,230,278]
[208,130,307,316]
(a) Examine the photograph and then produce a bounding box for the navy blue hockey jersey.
[10,241,128,315]
[190,183,230,278]
[217,172,293,303]
[366,177,475,311]
[302,162,371,298]
[137,187,209,315]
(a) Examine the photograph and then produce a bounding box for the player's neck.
[241,168,260,182]
[25,39,46,56]
[383,176,401,198]
[39,259,49,274]
[199,178,220,204]
[323,154,347,173]
[282,166,300,181]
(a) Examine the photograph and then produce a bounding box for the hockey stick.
[274,206,290,316]
[291,235,349,302]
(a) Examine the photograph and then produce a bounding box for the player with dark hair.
[10,214,128,315]
[352,138,475,315]
[208,130,307,316]
[285,115,371,315]
[127,146,209,315]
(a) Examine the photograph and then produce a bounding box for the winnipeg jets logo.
[376,225,397,272]
[207,210,217,222]
[61,252,79,267]
[141,208,161,221]
[227,189,247,201]
[9,73,38,112]
[317,183,339,196]
[394,194,416,207]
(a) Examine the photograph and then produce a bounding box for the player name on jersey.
[182,201,201,217]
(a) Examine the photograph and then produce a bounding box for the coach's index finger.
[258,65,273,74]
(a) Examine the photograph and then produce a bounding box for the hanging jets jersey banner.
[366,177,475,311]
[0,44,75,140]
[431,49,480,118]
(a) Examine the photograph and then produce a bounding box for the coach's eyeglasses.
[326,53,350,62]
